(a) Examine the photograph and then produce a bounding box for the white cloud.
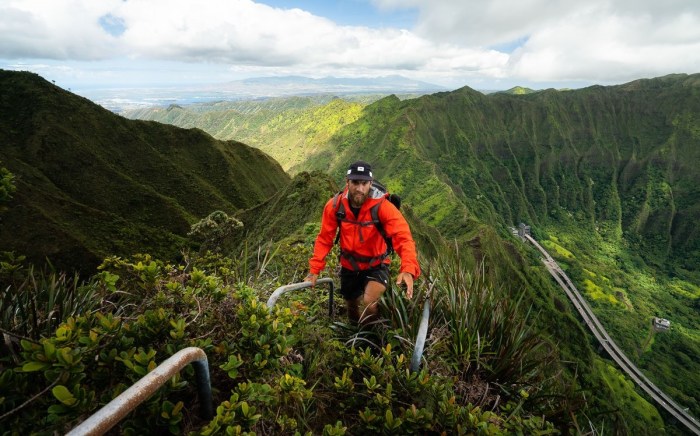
[0,0,124,59]
[374,0,577,47]
[508,5,700,82]
[114,0,504,76]
[373,0,700,83]
[0,0,502,80]
[0,0,698,89]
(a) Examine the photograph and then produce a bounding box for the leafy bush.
[189,211,244,253]
[0,251,571,434]
[0,162,15,208]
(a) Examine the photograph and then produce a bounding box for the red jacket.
[309,187,420,278]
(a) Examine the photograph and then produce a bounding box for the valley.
[1,69,698,433]
[525,229,700,434]
[124,73,700,427]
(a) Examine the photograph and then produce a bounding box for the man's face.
[347,179,371,207]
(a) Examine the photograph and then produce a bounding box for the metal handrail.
[266,278,335,316]
[410,297,431,372]
[67,347,213,436]
[267,277,431,372]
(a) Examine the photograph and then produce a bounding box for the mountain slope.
[11,69,696,430]
[293,75,700,426]
[0,70,289,271]
[196,75,698,430]
[124,96,372,171]
[304,75,700,272]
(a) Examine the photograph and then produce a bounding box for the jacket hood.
[342,184,387,201]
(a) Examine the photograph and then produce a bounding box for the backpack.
[332,181,401,270]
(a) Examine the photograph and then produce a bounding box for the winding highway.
[523,233,700,435]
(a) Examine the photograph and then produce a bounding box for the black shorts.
[339,265,390,300]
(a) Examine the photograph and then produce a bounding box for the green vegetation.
[2,69,699,433]
[593,358,665,432]
[0,162,15,208]
[3,249,571,434]
[124,96,369,172]
[498,86,537,95]
[539,224,700,423]
[542,239,575,259]
[0,70,289,272]
[188,210,244,254]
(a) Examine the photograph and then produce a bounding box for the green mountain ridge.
[0,70,289,271]
[124,95,378,171]
[295,77,700,423]
[2,69,699,433]
[498,86,537,95]
[124,75,700,273]
[122,73,700,428]
[213,74,699,275]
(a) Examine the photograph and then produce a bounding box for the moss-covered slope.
[303,75,700,273]
[0,70,289,271]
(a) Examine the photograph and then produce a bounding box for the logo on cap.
[347,161,373,180]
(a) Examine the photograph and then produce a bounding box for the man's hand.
[396,272,414,299]
[305,273,318,287]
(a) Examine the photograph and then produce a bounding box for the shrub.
[0,252,563,434]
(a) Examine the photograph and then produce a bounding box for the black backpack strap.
[339,250,388,271]
[370,199,393,255]
[332,191,343,209]
[332,192,345,245]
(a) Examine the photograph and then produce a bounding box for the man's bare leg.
[358,280,387,325]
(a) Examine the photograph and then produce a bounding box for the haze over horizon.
[1,0,699,98]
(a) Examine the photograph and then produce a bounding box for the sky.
[1,0,699,94]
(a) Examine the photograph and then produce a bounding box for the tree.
[1,162,16,211]
[188,210,243,252]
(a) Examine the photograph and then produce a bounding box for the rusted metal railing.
[67,347,213,436]
[266,278,335,316]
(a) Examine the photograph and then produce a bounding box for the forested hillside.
[1,69,698,434]
[298,75,700,421]
[0,70,289,271]
[125,74,700,274]
[124,94,404,171]
[123,73,700,428]
[1,72,593,433]
[293,75,700,271]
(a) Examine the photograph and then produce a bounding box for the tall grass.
[0,266,101,341]
[371,249,559,411]
[378,276,431,353]
[431,254,556,393]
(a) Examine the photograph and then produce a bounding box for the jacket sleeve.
[381,202,421,278]
[309,197,339,275]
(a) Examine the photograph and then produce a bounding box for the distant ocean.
[74,88,252,113]
[73,77,448,113]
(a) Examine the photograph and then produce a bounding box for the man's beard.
[350,191,367,207]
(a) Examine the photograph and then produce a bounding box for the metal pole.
[192,356,214,420]
[410,297,431,372]
[266,278,335,316]
[67,347,213,436]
